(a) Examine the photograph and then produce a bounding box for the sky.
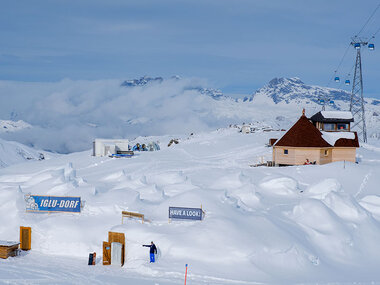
[0,0,379,97]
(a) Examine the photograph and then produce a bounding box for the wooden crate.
[0,241,20,259]
[20,226,31,250]
[108,232,125,266]
[102,241,111,265]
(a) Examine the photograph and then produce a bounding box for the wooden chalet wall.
[273,146,333,165]
[331,148,356,163]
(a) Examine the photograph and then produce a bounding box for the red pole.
[184,264,188,285]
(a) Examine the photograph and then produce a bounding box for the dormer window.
[310,111,353,133]
[337,123,349,131]
[324,123,335,131]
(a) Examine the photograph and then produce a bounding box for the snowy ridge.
[251,77,352,104]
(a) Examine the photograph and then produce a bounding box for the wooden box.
[0,241,20,259]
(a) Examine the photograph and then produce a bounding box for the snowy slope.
[0,137,49,168]
[1,129,380,284]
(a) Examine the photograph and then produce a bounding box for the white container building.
[93,139,130,157]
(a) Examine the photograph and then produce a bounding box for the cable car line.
[355,2,380,37]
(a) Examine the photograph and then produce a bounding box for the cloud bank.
[0,77,247,153]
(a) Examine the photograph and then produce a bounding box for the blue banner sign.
[169,207,203,221]
[25,195,81,213]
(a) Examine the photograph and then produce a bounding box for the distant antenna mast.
[349,37,368,143]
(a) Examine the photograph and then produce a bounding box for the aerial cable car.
[334,76,340,83]
[354,43,361,49]
[320,99,325,104]
[345,79,350,85]
[368,43,375,50]
[329,100,334,104]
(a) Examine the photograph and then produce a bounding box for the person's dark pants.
[150,253,155,263]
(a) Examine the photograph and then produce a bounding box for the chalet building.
[272,109,359,166]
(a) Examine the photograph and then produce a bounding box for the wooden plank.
[102,241,111,265]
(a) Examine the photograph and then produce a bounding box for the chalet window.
[337,123,348,131]
[324,150,328,156]
[324,123,335,131]
[284,149,288,155]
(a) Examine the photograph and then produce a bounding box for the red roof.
[274,114,359,148]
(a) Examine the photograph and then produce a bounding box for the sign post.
[25,195,81,213]
[169,207,204,221]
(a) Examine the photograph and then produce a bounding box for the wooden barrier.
[20,226,31,250]
[122,211,144,224]
[102,241,111,265]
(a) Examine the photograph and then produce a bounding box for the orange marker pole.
[184,264,188,285]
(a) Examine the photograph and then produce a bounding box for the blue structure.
[368,43,375,50]
[334,76,340,82]
[345,79,350,85]
[354,43,361,49]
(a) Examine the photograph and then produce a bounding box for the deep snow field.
[1,128,380,284]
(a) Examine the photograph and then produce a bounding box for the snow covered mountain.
[121,75,224,99]
[246,77,380,138]
[251,77,351,104]
[0,77,379,153]
[0,120,31,133]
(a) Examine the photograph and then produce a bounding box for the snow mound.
[291,198,353,263]
[359,195,380,218]
[258,176,299,196]
[306,178,342,199]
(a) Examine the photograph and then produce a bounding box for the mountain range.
[0,76,379,153]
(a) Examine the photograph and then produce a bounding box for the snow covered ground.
[1,128,380,284]
[0,138,51,168]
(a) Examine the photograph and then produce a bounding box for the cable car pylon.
[349,37,371,143]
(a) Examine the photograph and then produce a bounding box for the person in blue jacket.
[132,143,141,151]
[142,241,157,263]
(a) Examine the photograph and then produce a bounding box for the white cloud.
[0,77,242,153]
